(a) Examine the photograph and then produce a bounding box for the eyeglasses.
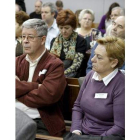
[82,18,92,22]
[21,35,43,41]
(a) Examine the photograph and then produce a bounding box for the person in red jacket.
[16,19,67,137]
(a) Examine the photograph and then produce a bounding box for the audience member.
[106,7,125,36]
[76,9,102,50]
[16,108,37,140]
[16,0,26,12]
[30,0,42,19]
[50,9,87,78]
[15,4,22,12]
[15,11,29,57]
[16,19,66,137]
[98,2,120,36]
[55,0,63,12]
[41,2,59,50]
[70,36,125,139]
[86,16,125,74]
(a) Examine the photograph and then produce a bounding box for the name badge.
[94,93,108,99]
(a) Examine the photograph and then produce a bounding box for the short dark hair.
[55,0,63,7]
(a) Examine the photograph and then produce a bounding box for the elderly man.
[86,16,125,74]
[16,19,66,137]
[30,0,42,19]
[41,2,59,50]
[106,7,125,36]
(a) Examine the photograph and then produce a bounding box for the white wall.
[24,0,125,23]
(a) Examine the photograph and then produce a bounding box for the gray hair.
[112,7,125,16]
[79,9,95,22]
[22,19,48,36]
[42,2,56,13]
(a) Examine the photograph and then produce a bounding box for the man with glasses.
[16,19,66,137]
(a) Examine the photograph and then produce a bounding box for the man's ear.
[41,36,46,45]
[51,12,55,17]
[110,59,118,68]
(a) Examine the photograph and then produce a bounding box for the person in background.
[76,9,102,51]
[106,7,125,36]
[16,0,26,12]
[16,19,66,137]
[70,36,125,138]
[98,2,120,36]
[41,2,59,50]
[30,0,42,19]
[55,0,63,12]
[50,9,87,78]
[86,16,125,74]
[15,11,29,57]
[15,4,22,12]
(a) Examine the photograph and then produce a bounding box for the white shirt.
[45,19,60,50]
[16,49,46,119]
[92,68,118,86]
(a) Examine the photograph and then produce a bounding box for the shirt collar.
[49,19,57,30]
[26,48,46,64]
[92,68,118,86]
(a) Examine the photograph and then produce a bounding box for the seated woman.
[76,9,102,50]
[15,11,29,57]
[50,9,87,78]
[98,2,120,36]
[70,36,125,138]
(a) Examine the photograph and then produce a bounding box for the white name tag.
[94,93,108,99]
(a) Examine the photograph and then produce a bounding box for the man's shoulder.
[16,54,26,62]
[43,52,63,66]
[30,11,35,15]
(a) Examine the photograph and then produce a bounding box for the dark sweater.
[71,70,125,136]
[30,12,42,19]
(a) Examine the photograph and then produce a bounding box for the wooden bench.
[35,78,80,140]
[36,134,63,140]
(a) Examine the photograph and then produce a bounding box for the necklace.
[63,40,70,48]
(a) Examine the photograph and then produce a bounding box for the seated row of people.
[15,4,125,79]
[16,18,125,139]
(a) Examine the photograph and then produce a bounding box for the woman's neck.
[79,27,92,36]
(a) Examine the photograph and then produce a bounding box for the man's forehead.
[115,17,125,25]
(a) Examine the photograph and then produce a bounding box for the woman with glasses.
[50,9,87,78]
[15,11,29,57]
[76,9,101,51]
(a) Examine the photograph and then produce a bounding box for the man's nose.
[23,36,29,43]
[112,25,117,31]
